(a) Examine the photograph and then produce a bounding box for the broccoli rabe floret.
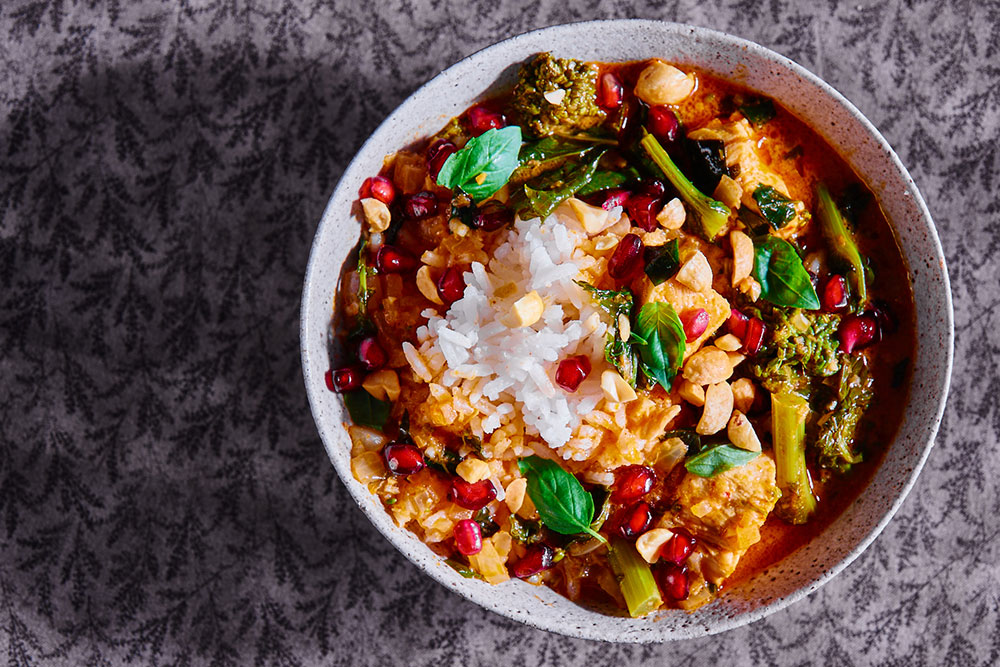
[749,308,841,394]
[814,354,873,473]
[510,53,606,138]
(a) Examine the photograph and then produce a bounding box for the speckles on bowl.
[300,19,953,643]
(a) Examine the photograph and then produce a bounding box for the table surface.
[2,1,998,664]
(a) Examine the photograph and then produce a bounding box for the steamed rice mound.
[400,204,680,474]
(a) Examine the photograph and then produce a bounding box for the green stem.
[608,539,663,617]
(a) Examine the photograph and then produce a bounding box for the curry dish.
[327,53,915,616]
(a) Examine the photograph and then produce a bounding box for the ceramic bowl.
[300,20,953,641]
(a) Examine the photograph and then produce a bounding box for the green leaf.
[643,239,681,285]
[342,390,391,430]
[356,238,375,316]
[752,235,821,310]
[752,185,796,230]
[518,456,606,543]
[575,281,637,386]
[523,149,604,218]
[436,126,522,201]
[632,302,686,390]
[662,429,701,454]
[739,97,776,126]
[575,167,639,197]
[445,558,484,580]
[684,444,759,477]
[816,183,867,306]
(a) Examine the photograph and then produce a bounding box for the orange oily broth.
[344,61,916,609]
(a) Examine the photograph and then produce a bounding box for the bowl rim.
[300,18,954,642]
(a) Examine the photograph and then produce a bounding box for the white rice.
[412,206,623,454]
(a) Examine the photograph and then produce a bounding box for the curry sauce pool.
[327,53,915,616]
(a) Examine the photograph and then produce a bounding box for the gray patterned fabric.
[1,1,997,664]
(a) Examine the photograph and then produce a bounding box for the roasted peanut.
[634,61,696,105]
[683,347,733,385]
[727,410,762,451]
[676,250,713,293]
[697,382,734,435]
[730,230,754,286]
[732,378,757,414]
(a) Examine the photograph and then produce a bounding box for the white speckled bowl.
[301,20,953,641]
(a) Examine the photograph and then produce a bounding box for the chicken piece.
[642,277,731,359]
[672,452,779,552]
[693,119,808,239]
[659,453,779,609]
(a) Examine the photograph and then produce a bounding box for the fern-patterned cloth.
[1,1,997,665]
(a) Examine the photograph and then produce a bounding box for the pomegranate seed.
[611,466,656,504]
[474,206,513,231]
[466,105,506,136]
[597,72,624,110]
[449,478,497,510]
[511,544,555,579]
[660,563,690,601]
[329,366,363,392]
[360,176,396,205]
[555,355,592,392]
[598,188,632,210]
[742,317,766,356]
[383,442,425,475]
[357,337,387,370]
[426,140,458,181]
[403,191,438,220]
[839,313,878,353]
[648,106,681,145]
[870,304,893,339]
[437,266,466,304]
[375,245,418,273]
[617,501,652,539]
[822,275,848,311]
[661,529,696,565]
[680,309,710,342]
[608,233,645,280]
[640,180,667,199]
[324,369,335,392]
[624,194,662,231]
[453,519,483,556]
[728,309,749,339]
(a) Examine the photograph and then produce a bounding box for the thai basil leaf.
[752,185,796,230]
[737,205,771,236]
[445,558,484,580]
[518,456,606,543]
[342,390,391,430]
[356,238,375,316]
[519,135,592,162]
[575,281,638,386]
[575,170,628,196]
[739,96,776,126]
[684,444,759,478]
[523,149,604,218]
[575,166,641,196]
[437,126,522,201]
[662,429,702,455]
[752,235,821,310]
[643,239,681,285]
[632,302,686,390]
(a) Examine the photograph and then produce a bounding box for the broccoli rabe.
[771,391,817,525]
[748,308,841,394]
[640,132,731,241]
[814,354,873,473]
[510,53,606,137]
